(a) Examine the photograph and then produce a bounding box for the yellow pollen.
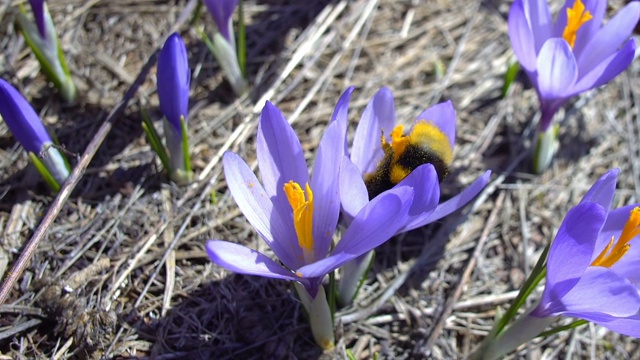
[562,0,593,48]
[284,181,314,253]
[591,207,640,268]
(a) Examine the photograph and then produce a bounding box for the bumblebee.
[364,120,453,199]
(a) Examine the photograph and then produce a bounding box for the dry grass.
[0,0,639,359]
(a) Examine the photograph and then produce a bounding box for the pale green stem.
[295,283,335,350]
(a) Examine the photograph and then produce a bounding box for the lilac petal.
[257,101,309,210]
[554,266,640,317]
[223,152,303,269]
[573,39,636,95]
[310,121,343,259]
[414,100,456,150]
[339,156,369,221]
[522,0,553,53]
[596,205,640,259]
[577,2,640,76]
[202,0,238,43]
[422,170,491,224]
[0,79,51,153]
[297,186,414,278]
[158,33,190,132]
[206,240,304,283]
[29,0,46,39]
[396,164,440,233]
[330,87,354,154]
[352,87,396,174]
[590,314,640,338]
[571,0,607,57]
[580,169,619,209]
[546,202,606,299]
[536,38,578,99]
[508,0,537,71]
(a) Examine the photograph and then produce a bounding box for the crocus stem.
[337,250,374,307]
[533,123,559,174]
[475,306,559,360]
[294,283,335,350]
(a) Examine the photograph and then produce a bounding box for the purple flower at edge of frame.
[157,33,190,134]
[202,0,238,44]
[508,0,640,131]
[531,168,640,337]
[29,0,46,39]
[206,90,416,298]
[338,86,491,235]
[0,79,52,154]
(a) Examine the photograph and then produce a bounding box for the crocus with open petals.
[156,32,192,184]
[335,87,491,305]
[478,169,640,359]
[207,94,415,348]
[0,79,70,189]
[508,0,640,172]
[17,0,76,101]
[202,0,247,95]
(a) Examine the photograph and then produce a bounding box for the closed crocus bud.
[28,0,46,38]
[17,0,76,102]
[202,0,247,95]
[157,33,192,184]
[0,79,70,189]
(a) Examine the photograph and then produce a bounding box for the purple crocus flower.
[29,0,46,39]
[339,87,491,234]
[206,95,415,298]
[202,0,238,44]
[531,169,640,336]
[0,79,51,154]
[157,33,190,133]
[0,79,69,185]
[508,0,640,131]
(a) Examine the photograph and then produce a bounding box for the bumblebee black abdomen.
[395,144,450,183]
[363,120,453,200]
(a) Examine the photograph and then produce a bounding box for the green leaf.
[238,0,247,77]
[537,319,588,338]
[180,116,192,174]
[502,57,520,98]
[29,151,60,192]
[141,108,172,172]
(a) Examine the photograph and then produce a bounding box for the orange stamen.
[591,207,640,268]
[562,0,593,48]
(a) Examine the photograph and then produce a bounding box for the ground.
[0,0,639,359]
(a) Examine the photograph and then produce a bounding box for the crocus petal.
[202,0,238,44]
[223,152,303,269]
[579,168,619,210]
[206,240,304,284]
[508,0,537,71]
[352,87,396,174]
[548,266,640,317]
[413,100,456,150]
[598,204,640,285]
[395,164,440,233]
[577,2,640,76]
[257,101,309,210]
[297,186,414,278]
[158,33,190,132]
[522,0,553,53]
[536,38,578,99]
[590,315,640,338]
[29,0,46,39]
[339,156,369,220]
[0,79,51,153]
[573,39,636,95]
[310,121,343,259]
[330,87,354,154]
[422,170,491,224]
[545,202,606,299]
